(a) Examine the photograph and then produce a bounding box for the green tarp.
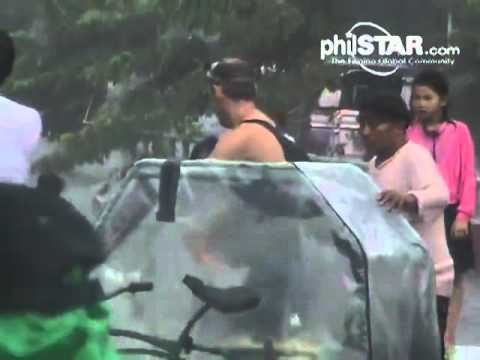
[0,304,118,360]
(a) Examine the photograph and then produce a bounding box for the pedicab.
[95,159,441,359]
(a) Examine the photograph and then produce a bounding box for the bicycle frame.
[108,280,318,359]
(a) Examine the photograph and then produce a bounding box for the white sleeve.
[22,109,42,157]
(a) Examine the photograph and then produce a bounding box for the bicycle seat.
[183,275,261,314]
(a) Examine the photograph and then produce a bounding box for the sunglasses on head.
[204,61,221,83]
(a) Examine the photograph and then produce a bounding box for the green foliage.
[467,0,480,8]
[3,0,480,171]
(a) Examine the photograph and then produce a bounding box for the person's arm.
[407,147,449,217]
[375,147,447,216]
[450,124,477,238]
[456,123,477,221]
[209,129,248,161]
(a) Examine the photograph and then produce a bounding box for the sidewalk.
[456,270,480,346]
[452,274,480,358]
[451,220,480,359]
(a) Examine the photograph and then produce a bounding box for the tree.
[4,0,479,171]
[5,0,336,171]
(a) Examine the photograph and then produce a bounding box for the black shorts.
[444,204,475,277]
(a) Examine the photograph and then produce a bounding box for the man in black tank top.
[194,59,310,341]
[204,58,309,162]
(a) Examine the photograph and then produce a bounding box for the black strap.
[241,119,286,156]
[241,119,310,162]
[242,119,278,133]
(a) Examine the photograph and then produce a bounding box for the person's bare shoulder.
[209,123,284,162]
[209,127,250,161]
[238,122,285,162]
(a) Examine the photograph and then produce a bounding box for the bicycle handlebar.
[102,281,154,301]
[118,348,170,358]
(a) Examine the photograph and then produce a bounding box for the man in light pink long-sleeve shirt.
[358,94,453,358]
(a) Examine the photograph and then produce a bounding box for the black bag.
[0,181,106,313]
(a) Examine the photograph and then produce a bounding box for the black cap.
[205,58,257,100]
[358,94,412,128]
[205,58,256,85]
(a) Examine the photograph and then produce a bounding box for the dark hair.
[359,94,412,129]
[189,136,218,159]
[205,58,257,101]
[412,69,450,121]
[0,30,15,85]
[37,173,66,196]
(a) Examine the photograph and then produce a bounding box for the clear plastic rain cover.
[96,160,440,360]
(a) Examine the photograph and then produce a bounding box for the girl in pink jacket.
[408,69,477,346]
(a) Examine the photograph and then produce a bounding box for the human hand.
[376,190,417,213]
[451,218,469,239]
